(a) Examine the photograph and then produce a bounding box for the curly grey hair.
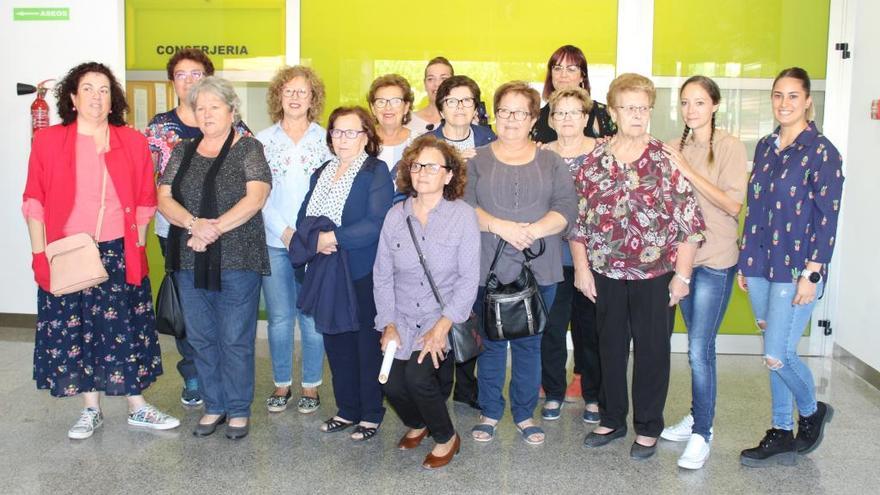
[187,76,242,124]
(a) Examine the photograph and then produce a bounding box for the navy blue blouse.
[738,122,844,282]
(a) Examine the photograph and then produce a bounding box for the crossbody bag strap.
[94,165,108,241]
[405,216,446,309]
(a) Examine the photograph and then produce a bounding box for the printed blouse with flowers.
[572,138,705,280]
[144,109,251,237]
[256,122,333,249]
[737,122,844,283]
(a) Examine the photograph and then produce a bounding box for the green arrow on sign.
[13,7,70,21]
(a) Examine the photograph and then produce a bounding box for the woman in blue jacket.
[430,75,496,161]
[296,106,393,441]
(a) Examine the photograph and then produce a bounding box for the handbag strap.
[487,237,546,274]
[94,165,108,241]
[405,216,446,310]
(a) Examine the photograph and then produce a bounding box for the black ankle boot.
[740,428,797,467]
[796,401,834,454]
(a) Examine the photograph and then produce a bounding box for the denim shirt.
[373,198,481,360]
[738,122,844,282]
[257,122,333,248]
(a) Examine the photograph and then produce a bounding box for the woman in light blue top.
[256,66,333,415]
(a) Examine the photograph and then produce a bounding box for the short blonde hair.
[493,81,541,119]
[607,73,656,108]
[548,87,593,115]
[266,65,325,123]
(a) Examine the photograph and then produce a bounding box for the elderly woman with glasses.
[375,135,480,469]
[369,74,416,185]
[295,106,393,441]
[573,73,705,459]
[158,76,272,440]
[531,45,615,144]
[464,81,578,446]
[430,75,496,161]
[256,65,333,415]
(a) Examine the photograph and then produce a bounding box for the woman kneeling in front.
[375,135,480,469]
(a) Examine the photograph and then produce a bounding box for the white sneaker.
[127,403,180,430]
[677,433,711,470]
[661,414,694,442]
[68,407,103,439]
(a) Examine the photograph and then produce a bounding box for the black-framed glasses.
[173,70,205,81]
[330,129,365,139]
[409,162,449,175]
[496,108,531,121]
[282,88,309,99]
[443,97,476,109]
[372,97,405,109]
[551,65,581,75]
[550,110,586,121]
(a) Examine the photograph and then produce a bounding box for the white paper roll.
[378,340,398,384]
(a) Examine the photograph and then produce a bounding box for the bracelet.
[674,273,691,285]
[186,216,199,235]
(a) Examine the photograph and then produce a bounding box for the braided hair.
[678,75,721,167]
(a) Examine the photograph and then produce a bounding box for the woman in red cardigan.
[23,62,179,440]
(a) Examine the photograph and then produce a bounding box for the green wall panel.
[653,0,830,78]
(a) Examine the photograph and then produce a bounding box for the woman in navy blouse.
[737,67,844,467]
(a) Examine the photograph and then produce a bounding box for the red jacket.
[23,122,157,286]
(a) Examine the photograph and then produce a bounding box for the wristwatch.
[800,269,822,283]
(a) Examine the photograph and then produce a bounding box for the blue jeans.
[476,284,557,423]
[176,270,262,419]
[263,247,325,388]
[678,265,736,440]
[746,277,822,431]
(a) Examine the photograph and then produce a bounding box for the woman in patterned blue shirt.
[737,67,844,467]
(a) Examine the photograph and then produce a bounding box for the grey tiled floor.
[1,326,878,494]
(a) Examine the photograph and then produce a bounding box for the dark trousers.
[594,271,675,437]
[384,351,455,443]
[541,265,601,403]
[157,235,199,389]
[322,276,386,424]
[451,356,478,405]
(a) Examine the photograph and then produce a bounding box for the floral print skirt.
[33,238,163,397]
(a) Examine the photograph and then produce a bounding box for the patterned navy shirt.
[737,122,844,282]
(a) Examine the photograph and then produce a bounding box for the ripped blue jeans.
[745,277,822,431]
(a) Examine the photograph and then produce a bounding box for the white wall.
[0,0,125,313]
[830,0,880,371]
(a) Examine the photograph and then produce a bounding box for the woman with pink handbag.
[23,62,179,440]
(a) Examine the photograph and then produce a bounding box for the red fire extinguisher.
[17,79,55,138]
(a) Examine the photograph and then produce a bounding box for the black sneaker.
[740,428,797,467]
[180,387,204,407]
[796,401,834,454]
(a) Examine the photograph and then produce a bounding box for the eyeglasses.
[496,108,531,121]
[282,88,309,99]
[443,97,476,109]
[550,110,586,121]
[616,105,653,116]
[551,65,581,75]
[330,129,365,139]
[173,70,205,81]
[372,97,405,109]
[410,162,449,175]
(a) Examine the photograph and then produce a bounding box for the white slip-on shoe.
[677,433,711,470]
[661,414,694,442]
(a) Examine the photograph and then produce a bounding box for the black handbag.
[483,239,548,341]
[155,271,186,339]
[406,217,483,363]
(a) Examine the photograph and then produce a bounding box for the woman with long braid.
[660,76,748,469]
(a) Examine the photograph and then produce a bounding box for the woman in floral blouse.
[256,65,333,416]
[572,73,705,460]
[738,68,844,468]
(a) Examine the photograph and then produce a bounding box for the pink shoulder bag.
[44,166,110,296]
